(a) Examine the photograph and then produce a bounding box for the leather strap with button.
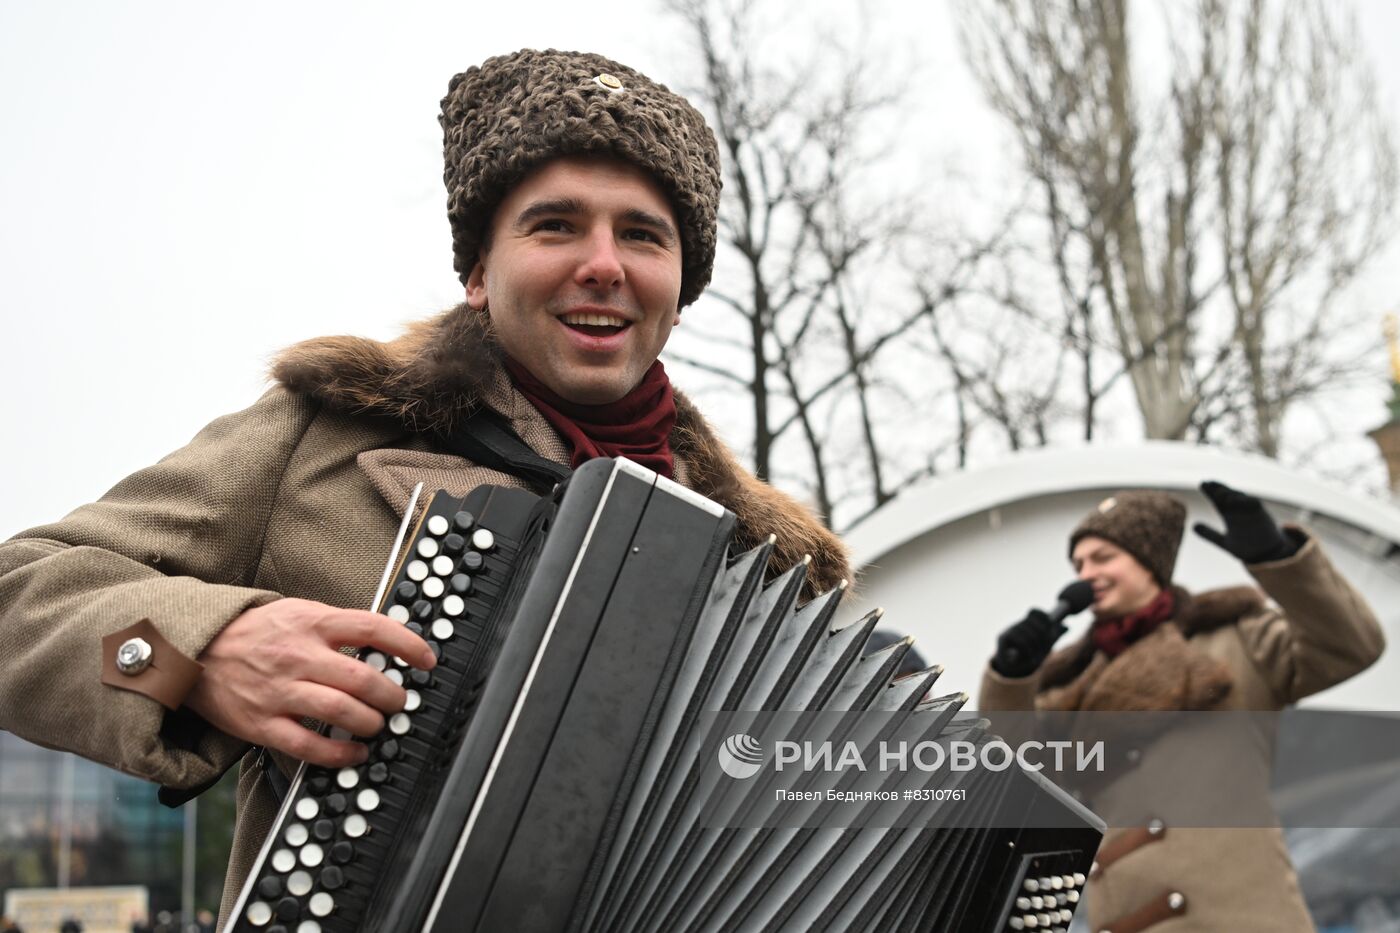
[101,618,204,710]
[1098,889,1188,933]
[1090,819,1167,879]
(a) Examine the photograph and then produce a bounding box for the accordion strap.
[436,407,573,495]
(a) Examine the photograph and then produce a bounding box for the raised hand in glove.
[992,609,1067,678]
[1192,480,1300,564]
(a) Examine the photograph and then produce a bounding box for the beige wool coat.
[979,538,1385,933]
[0,304,850,924]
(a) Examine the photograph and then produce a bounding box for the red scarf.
[504,358,677,479]
[1091,589,1176,658]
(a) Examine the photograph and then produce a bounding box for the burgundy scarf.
[1091,588,1176,658]
[504,358,677,479]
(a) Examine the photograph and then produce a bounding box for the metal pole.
[57,753,74,888]
[182,797,197,926]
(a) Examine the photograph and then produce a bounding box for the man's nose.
[575,229,625,290]
[1077,565,1096,581]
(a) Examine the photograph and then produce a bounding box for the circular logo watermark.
[717,733,764,779]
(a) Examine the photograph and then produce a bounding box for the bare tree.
[663,0,1005,526]
[958,0,1397,456]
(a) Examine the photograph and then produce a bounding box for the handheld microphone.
[1048,579,1096,626]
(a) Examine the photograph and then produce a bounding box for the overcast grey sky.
[3,0,1398,537]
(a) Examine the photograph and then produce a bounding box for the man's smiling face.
[466,154,683,404]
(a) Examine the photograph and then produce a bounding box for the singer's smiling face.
[1071,537,1162,618]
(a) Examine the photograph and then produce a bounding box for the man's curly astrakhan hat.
[440,49,722,309]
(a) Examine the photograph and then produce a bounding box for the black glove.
[992,609,1067,678]
[1192,480,1299,564]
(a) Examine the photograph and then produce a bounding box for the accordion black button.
[462,551,484,572]
[305,772,331,796]
[275,897,300,922]
[428,641,443,661]
[409,668,431,687]
[320,865,346,890]
[368,761,390,784]
[331,840,355,864]
[450,573,473,595]
[313,818,335,842]
[406,621,423,637]
[394,581,419,603]
[324,793,348,816]
[267,927,287,933]
[452,510,475,533]
[442,532,466,555]
[378,739,400,760]
[258,875,283,899]
[411,599,433,620]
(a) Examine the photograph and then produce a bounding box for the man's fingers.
[311,650,411,716]
[316,608,437,670]
[261,717,369,769]
[287,681,387,738]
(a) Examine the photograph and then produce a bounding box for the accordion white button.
[442,595,465,617]
[287,870,313,896]
[422,577,445,599]
[389,713,411,735]
[471,529,495,551]
[432,555,455,576]
[294,798,319,821]
[336,768,359,789]
[300,842,325,867]
[426,515,449,536]
[364,652,387,672]
[271,848,296,873]
[386,604,410,623]
[417,538,439,559]
[115,637,153,675]
[406,560,429,582]
[404,689,422,712]
[297,922,322,933]
[357,788,381,812]
[385,669,404,686]
[432,618,455,640]
[246,901,273,926]
[310,892,335,918]
[343,814,368,838]
[284,823,308,847]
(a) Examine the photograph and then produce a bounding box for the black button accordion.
[227,458,1103,933]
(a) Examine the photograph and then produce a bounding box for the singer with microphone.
[978,483,1384,933]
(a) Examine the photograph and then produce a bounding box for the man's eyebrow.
[622,208,678,245]
[513,198,585,229]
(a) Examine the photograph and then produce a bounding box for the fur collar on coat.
[267,303,851,596]
[1034,586,1268,712]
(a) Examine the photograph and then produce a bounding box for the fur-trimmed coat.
[979,537,1384,933]
[0,304,850,924]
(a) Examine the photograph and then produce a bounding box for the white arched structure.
[838,442,1400,709]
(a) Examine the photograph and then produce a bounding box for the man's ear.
[465,259,488,311]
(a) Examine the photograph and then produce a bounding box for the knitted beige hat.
[440,49,722,308]
[1069,491,1187,586]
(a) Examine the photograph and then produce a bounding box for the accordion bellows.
[228,459,1101,933]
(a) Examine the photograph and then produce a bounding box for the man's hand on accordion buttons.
[991,609,1067,679]
[1192,479,1300,564]
[184,598,436,768]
